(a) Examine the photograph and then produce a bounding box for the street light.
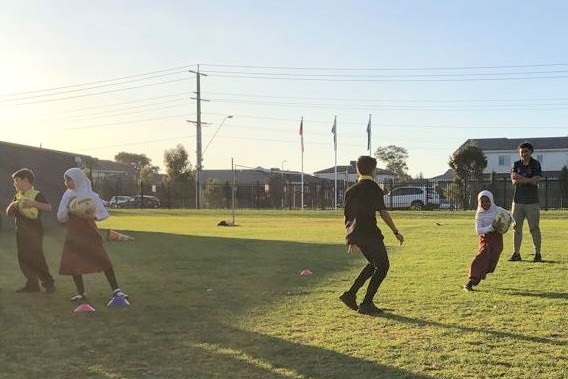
[203,115,234,157]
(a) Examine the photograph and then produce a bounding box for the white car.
[109,195,134,208]
[383,186,441,210]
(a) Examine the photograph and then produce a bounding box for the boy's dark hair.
[356,156,377,176]
[518,142,534,152]
[12,168,35,184]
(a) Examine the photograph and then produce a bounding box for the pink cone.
[299,269,313,276]
[74,303,95,313]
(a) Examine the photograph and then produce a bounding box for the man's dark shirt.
[344,179,386,244]
[511,158,541,204]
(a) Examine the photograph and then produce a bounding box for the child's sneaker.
[70,293,87,302]
[339,291,358,311]
[358,302,383,315]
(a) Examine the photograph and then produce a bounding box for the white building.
[459,137,568,175]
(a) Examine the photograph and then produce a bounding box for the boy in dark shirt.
[508,142,543,262]
[339,156,404,315]
[5,168,55,293]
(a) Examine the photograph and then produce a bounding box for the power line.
[208,73,568,82]
[0,64,195,97]
[1,77,192,106]
[200,62,568,71]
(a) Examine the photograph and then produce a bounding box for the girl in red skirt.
[464,190,505,292]
[57,168,128,302]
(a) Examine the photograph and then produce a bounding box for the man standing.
[509,142,543,262]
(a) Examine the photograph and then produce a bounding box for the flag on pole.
[331,116,337,151]
[299,118,304,153]
[366,114,372,153]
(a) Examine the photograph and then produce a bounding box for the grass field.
[0,209,566,379]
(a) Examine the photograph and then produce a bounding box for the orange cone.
[107,229,135,241]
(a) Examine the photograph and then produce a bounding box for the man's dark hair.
[356,156,377,176]
[518,142,534,152]
[12,168,35,184]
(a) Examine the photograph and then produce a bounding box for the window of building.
[498,155,510,167]
[536,154,544,166]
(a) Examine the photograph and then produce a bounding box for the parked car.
[101,199,111,208]
[126,195,161,209]
[109,195,134,208]
[383,186,441,210]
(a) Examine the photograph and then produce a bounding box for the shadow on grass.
[379,312,564,347]
[186,323,436,379]
[498,288,568,300]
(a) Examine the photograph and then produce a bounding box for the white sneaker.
[112,288,129,298]
[70,293,86,302]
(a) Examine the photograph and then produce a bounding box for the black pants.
[16,230,54,289]
[348,238,390,304]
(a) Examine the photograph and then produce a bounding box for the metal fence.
[132,176,567,210]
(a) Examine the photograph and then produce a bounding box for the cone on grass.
[299,269,313,276]
[107,295,130,307]
[107,229,134,241]
[74,303,95,313]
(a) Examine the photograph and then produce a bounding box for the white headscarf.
[57,168,109,222]
[475,190,500,234]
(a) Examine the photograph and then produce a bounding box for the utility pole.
[188,65,208,209]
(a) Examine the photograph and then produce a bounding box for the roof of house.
[201,168,330,185]
[429,168,455,181]
[314,165,396,176]
[460,137,568,151]
[92,159,137,174]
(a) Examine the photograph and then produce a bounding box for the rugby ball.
[493,208,514,234]
[69,197,96,218]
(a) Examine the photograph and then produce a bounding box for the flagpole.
[332,115,338,210]
[367,114,372,155]
[299,117,304,211]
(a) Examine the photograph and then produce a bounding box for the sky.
[2,1,568,178]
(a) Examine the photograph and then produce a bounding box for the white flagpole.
[332,115,337,210]
[367,114,372,155]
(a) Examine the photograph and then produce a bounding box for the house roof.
[92,159,136,174]
[314,165,396,176]
[461,137,568,151]
[429,168,455,181]
[201,168,330,185]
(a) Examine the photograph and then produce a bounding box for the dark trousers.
[348,238,390,304]
[16,230,54,289]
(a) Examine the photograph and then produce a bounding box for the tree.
[375,145,411,180]
[448,142,487,209]
[449,142,487,181]
[115,152,156,173]
[163,144,194,207]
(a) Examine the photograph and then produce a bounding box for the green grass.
[0,209,566,379]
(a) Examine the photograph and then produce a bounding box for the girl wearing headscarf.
[464,190,505,291]
[57,168,128,302]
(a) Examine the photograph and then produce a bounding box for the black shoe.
[358,302,383,315]
[339,292,358,311]
[508,253,522,262]
[533,254,543,262]
[16,286,40,293]
[44,285,56,294]
[463,284,474,292]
